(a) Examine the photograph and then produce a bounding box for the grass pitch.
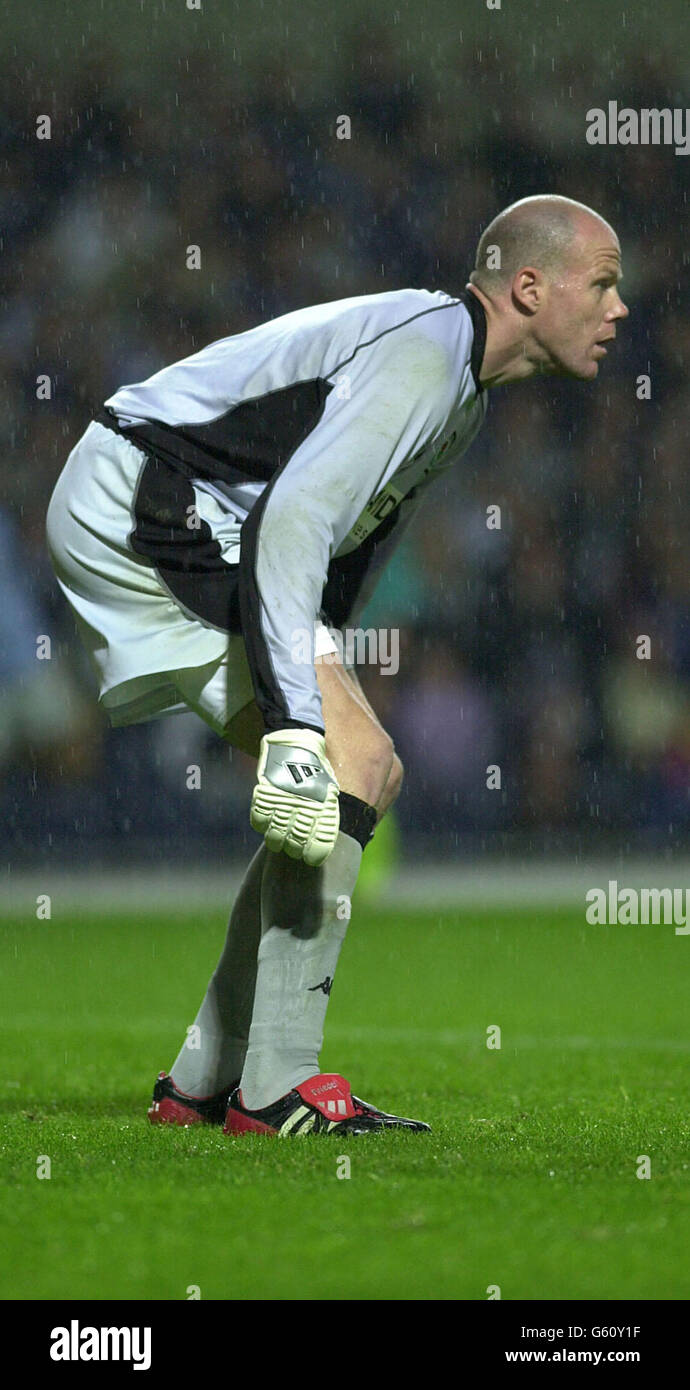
[1,892,689,1301]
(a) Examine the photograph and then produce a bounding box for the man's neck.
[465,283,543,389]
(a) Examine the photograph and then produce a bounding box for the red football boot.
[224,1072,431,1136]
[147,1071,236,1126]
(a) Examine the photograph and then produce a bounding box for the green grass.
[1,896,689,1300]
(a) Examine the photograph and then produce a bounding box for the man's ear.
[511,267,542,315]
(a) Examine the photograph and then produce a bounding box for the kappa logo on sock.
[308,976,333,996]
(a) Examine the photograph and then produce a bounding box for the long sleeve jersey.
[99,286,489,735]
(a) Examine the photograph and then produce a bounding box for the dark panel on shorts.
[130,455,244,633]
[96,379,332,636]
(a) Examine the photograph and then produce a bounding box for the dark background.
[2,0,688,867]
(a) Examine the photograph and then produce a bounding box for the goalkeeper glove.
[250,728,340,867]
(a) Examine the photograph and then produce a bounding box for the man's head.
[469,195,629,380]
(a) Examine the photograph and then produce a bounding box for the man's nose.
[610,295,629,320]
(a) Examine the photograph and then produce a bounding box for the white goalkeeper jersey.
[96,286,489,735]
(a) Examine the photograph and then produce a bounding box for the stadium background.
[1,0,688,870]
[2,0,690,1312]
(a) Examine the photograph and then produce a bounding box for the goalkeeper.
[46,195,628,1136]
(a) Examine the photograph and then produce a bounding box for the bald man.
[468,195,628,382]
[47,194,628,1137]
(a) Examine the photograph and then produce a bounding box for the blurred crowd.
[2,31,689,862]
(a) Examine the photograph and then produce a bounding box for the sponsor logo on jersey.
[340,430,459,552]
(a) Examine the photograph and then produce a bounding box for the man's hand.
[250,728,340,866]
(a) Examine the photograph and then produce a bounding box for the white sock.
[239,829,363,1110]
[170,844,266,1097]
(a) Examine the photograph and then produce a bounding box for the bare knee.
[328,725,395,808]
[377,752,404,819]
[315,657,395,806]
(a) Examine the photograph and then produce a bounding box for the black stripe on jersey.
[458,288,487,394]
[237,378,333,736]
[319,498,408,630]
[95,406,255,486]
[95,383,325,487]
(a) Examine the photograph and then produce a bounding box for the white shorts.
[46,420,340,736]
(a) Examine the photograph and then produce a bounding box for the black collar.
[458,287,487,394]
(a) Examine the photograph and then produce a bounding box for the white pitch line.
[2,1018,687,1055]
[327,1025,690,1053]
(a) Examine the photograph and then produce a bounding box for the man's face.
[532,221,629,379]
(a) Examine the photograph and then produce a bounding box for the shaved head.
[465,194,627,384]
[470,195,617,296]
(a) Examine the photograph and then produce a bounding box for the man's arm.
[237,330,455,738]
